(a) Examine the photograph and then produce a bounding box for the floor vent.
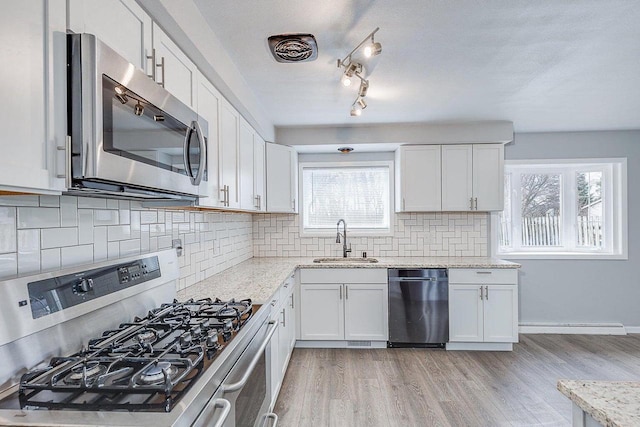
[347,341,372,347]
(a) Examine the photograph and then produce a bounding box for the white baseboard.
[446,342,513,351]
[519,322,627,335]
[295,340,387,349]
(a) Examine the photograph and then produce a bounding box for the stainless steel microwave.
[67,33,207,201]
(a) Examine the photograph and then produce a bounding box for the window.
[300,161,393,235]
[494,159,627,259]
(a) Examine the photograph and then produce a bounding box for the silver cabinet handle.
[222,321,277,393]
[261,412,279,427]
[56,136,71,179]
[339,287,342,300]
[146,48,156,80]
[292,199,295,211]
[157,55,166,88]
[281,308,286,327]
[255,195,260,209]
[290,294,294,309]
[345,285,349,300]
[479,286,483,300]
[270,299,277,307]
[474,197,478,210]
[209,398,231,427]
[258,194,262,210]
[402,198,405,211]
[476,271,492,274]
[469,197,473,210]
[485,285,489,300]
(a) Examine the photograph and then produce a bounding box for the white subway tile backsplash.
[77,197,107,209]
[18,207,60,229]
[39,196,60,207]
[17,229,40,275]
[0,253,17,279]
[107,241,120,259]
[252,212,488,258]
[93,209,119,226]
[61,245,94,268]
[60,196,78,227]
[106,199,119,209]
[41,248,61,271]
[78,210,94,244]
[0,207,17,254]
[0,196,39,207]
[41,227,78,249]
[94,227,108,261]
[119,239,141,256]
[108,225,131,241]
[140,211,158,224]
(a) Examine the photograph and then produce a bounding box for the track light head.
[364,41,382,58]
[350,105,362,117]
[357,97,367,110]
[115,93,128,105]
[344,62,360,77]
[358,80,369,97]
[341,73,353,87]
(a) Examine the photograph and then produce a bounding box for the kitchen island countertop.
[557,379,640,427]
[177,256,520,304]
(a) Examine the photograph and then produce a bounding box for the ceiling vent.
[268,34,318,63]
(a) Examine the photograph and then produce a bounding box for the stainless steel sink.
[313,257,379,263]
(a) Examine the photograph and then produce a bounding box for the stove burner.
[217,307,238,317]
[137,362,178,385]
[64,361,106,384]
[136,329,157,344]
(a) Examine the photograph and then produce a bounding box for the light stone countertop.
[557,380,640,427]
[176,256,520,304]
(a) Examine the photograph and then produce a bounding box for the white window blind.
[302,165,390,231]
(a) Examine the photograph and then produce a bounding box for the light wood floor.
[274,334,640,426]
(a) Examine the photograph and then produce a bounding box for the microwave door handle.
[191,120,207,186]
[182,123,195,182]
[221,321,277,393]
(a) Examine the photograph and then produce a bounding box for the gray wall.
[504,130,640,327]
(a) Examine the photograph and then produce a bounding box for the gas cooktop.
[17,298,252,412]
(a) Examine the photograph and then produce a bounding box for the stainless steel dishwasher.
[388,268,449,348]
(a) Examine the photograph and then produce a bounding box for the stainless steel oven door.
[195,320,278,427]
[68,33,207,197]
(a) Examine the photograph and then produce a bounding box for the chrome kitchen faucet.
[336,219,352,258]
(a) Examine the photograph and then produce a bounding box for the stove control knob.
[179,332,192,349]
[206,331,220,348]
[73,278,94,295]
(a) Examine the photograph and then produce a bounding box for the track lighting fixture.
[115,93,128,105]
[336,27,381,117]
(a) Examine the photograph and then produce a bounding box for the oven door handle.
[221,320,277,393]
[208,398,231,427]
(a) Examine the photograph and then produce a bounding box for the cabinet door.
[238,119,255,210]
[287,290,297,350]
[441,145,473,211]
[449,285,484,342]
[266,143,296,213]
[68,0,152,73]
[219,100,240,208]
[483,285,518,343]
[299,285,344,340]
[473,144,504,211]
[344,284,388,341]
[196,73,221,207]
[396,146,442,211]
[277,304,292,380]
[152,23,197,108]
[269,308,281,404]
[254,135,266,212]
[0,0,66,194]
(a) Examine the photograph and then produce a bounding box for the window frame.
[491,158,627,260]
[298,160,395,237]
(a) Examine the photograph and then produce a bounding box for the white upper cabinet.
[195,72,221,208]
[151,23,197,109]
[239,118,255,210]
[472,144,505,211]
[254,135,266,212]
[395,145,442,212]
[266,143,298,213]
[219,99,240,209]
[68,0,152,73]
[0,0,66,194]
[441,145,474,211]
[442,144,504,211]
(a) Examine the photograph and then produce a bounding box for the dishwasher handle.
[388,277,442,282]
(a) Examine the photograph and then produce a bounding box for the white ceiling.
[193,0,640,133]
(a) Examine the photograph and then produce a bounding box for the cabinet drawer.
[449,268,517,284]
[300,268,387,284]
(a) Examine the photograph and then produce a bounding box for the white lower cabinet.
[448,269,518,350]
[269,273,297,408]
[298,269,388,346]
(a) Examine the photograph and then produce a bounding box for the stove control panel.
[27,256,161,319]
